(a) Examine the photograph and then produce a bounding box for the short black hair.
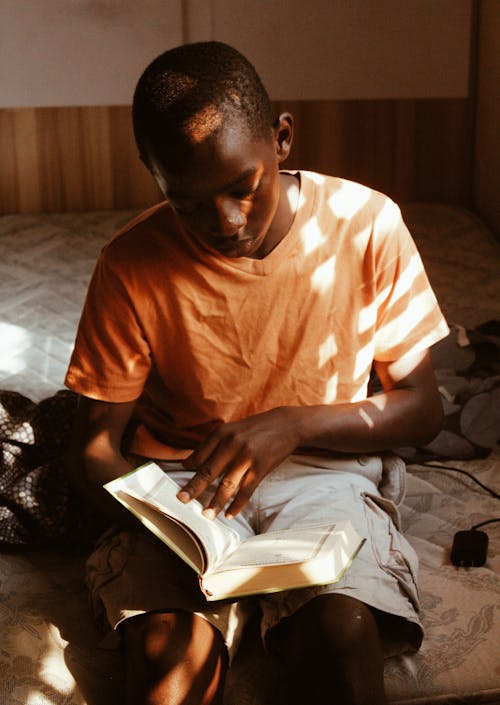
[132,41,273,161]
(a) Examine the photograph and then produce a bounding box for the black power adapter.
[450,530,489,567]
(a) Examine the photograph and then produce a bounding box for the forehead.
[148,119,274,197]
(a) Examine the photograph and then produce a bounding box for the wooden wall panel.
[279,99,474,207]
[474,0,500,237]
[0,99,473,215]
[0,106,161,214]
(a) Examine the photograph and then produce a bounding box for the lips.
[212,238,255,256]
[184,224,258,257]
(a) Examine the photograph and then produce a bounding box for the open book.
[104,462,365,601]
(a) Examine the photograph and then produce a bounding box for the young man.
[66,41,449,705]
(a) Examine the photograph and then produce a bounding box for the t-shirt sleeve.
[371,200,449,361]
[65,251,152,401]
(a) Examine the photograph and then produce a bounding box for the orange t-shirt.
[65,172,449,458]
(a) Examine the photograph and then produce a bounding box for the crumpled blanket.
[1,321,498,548]
[0,390,106,548]
[395,319,500,462]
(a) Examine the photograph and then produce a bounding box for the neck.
[254,172,300,258]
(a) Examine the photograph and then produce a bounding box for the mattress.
[0,204,499,705]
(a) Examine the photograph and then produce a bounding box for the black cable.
[470,518,500,531]
[410,461,500,500]
[410,461,500,538]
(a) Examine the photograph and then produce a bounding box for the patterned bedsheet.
[0,204,499,705]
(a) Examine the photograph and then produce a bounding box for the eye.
[232,181,261,201]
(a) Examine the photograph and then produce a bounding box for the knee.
[287,594,380,659]
[123,611,228,705]
[124,610,193,668]
[279,595,387,705]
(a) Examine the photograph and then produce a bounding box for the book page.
[115,491,204,572]
[105,463,241,572]
[201,520,364,600]
[214,523,337,571]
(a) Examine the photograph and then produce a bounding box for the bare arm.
[66,396,139,525]
[296,348,443,453]
[180,349,443,517]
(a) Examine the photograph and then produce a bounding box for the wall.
[211,0,472,100]
[474,0,500,236]
[0,0,183,108]
[1,0,472,107]
[0,0,478,214]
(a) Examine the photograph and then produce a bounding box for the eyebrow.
[168,167,258,200]
[223,168,259,191]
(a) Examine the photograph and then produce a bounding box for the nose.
[214,197,247,237]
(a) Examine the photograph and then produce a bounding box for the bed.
[0,203,499,705]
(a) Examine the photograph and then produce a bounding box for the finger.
[202,460,250,518]
[181,425,237,491]
[224,470,260,518]
[177,463,219,503]
[181,433,251,504]
[178,445,235,502]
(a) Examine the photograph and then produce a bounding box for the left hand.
[178,407,303,518]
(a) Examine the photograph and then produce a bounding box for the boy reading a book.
[66,41,449,705]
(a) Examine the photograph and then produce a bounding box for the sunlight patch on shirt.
[352,223,372,248]
[328,181,371,221]
[306,172,327,186]
[377,289,438,347]
[351,383,370,403]
[318,333,338,368]
[353,342,374,380]
[324,372,339,403]
[388,253,423,306]
[357,301,377,335]
[378,333,440,363]
[375,197,402,232]
[374,253,422,313]
[300,217,327,255]
[311,255,336,294]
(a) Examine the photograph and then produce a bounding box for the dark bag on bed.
[0,390,106,548]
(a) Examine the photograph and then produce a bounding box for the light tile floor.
[0,211,135,401]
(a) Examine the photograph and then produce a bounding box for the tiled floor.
[1,204,499,403]
[0,211,135,401]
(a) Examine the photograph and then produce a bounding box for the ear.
[272,112,294,164]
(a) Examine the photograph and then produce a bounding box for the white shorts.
[86,455,423,661]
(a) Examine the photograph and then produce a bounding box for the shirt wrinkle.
[65,172,449,458]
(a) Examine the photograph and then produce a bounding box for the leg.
[122,609,228,705]
[275,593,387,705]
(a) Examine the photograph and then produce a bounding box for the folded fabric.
[396,320,500,462]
